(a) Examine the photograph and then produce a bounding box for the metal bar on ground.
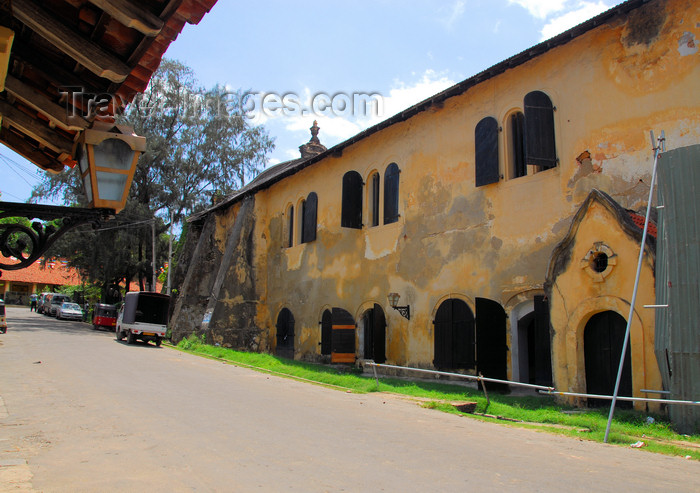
[540,389,700,406]
[364,362,555,392]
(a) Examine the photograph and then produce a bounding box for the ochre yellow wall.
[213,0,697,394]
[548,197,660,410]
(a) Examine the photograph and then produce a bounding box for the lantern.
[75,123,146,213]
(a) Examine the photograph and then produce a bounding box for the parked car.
[47,294,71,317]
[56,302,83,321]
[116,292,170,346]
[92,303,117,330]
[0,299,6,333]
[37,292,53,314]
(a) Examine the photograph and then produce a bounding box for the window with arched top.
[301,192,318,243]
[475,116,499,187]
[341,171,363,229]
[285,204,294,248]
[524,90,557,170]
[508,111,526,179]
[383,163,400,224]
[297,198,305,244]
[369,172,380,227]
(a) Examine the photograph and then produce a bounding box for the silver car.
[56,302,83,321]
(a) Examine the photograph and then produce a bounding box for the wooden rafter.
[0,100,74,155]
[4,75,89,131]
[12,0,131,83]
[87,0,164,36]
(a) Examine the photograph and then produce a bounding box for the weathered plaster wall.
[241,0,700,371]
[546,191,659,410]
[180,0,698,393]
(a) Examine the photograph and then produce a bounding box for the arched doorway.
[331,307,356,363]
[362,304,386,363]
[275,308,295,359]
[434,298,474,370]
[584,311,632,408]
[476,298,508,389]
[516,296,552,386]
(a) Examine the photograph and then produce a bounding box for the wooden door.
[331,307,355,363]
[584,311,632,407]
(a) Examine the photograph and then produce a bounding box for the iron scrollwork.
[0,202,113,271]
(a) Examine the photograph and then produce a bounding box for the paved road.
[0,306,698,492]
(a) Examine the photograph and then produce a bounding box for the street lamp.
[387,292,410,320]
[75,122,146,213]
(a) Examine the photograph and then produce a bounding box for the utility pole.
[167,210,173,294]
[152,218,156,291]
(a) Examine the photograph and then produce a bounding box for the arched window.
[369,172,380,227]
[524,90,557,169]
[302,192,318,243]
[475,116,499,187]
[285,204,294,248]
[297,198,305,244]
[383,163,400,224]
[508,111,526,179]
[341,171,363,229]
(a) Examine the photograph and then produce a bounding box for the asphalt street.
[1,306,698,492]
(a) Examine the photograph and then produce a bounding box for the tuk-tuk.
[92,303,118,331]
[0,300,6,333]
[116,292,170,346]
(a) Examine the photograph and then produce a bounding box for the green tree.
[31,59,274,295]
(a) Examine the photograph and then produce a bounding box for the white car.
[56,302,83,321]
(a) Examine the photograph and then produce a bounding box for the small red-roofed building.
[0,259,82,305]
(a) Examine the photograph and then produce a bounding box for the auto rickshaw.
[0,300,6,334]
[92,303,118,331]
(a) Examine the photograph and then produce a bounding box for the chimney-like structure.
[299,120,327,159]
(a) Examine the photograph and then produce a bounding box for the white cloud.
[508,0,567,19]
[540,1,611,40]
[439,1,466,30]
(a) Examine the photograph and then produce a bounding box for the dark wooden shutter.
[452,299,475,369]
[524,91,557,169]
[331,307,355,363]
[434,299,458,369]
[321,309,332,355]
[475,116,499,186]
[341,171,363,229]
[372,304,386,364]
[287,205,294,247]
[302,192,317,243]
[384,163,400,224]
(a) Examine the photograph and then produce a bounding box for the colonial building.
[171,0,699,412]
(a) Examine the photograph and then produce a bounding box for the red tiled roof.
[1,259,82,286]
[628,212,657,239]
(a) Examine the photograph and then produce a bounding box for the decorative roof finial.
[299,120,327,159]
[310,120,320,144]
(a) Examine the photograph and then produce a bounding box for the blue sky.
[1,0,623,203]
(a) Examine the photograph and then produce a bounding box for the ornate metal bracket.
[392,305,410,320]
[0,201,114,272]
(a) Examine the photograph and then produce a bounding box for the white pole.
[167,210,173,294]
[604,130,665,443]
